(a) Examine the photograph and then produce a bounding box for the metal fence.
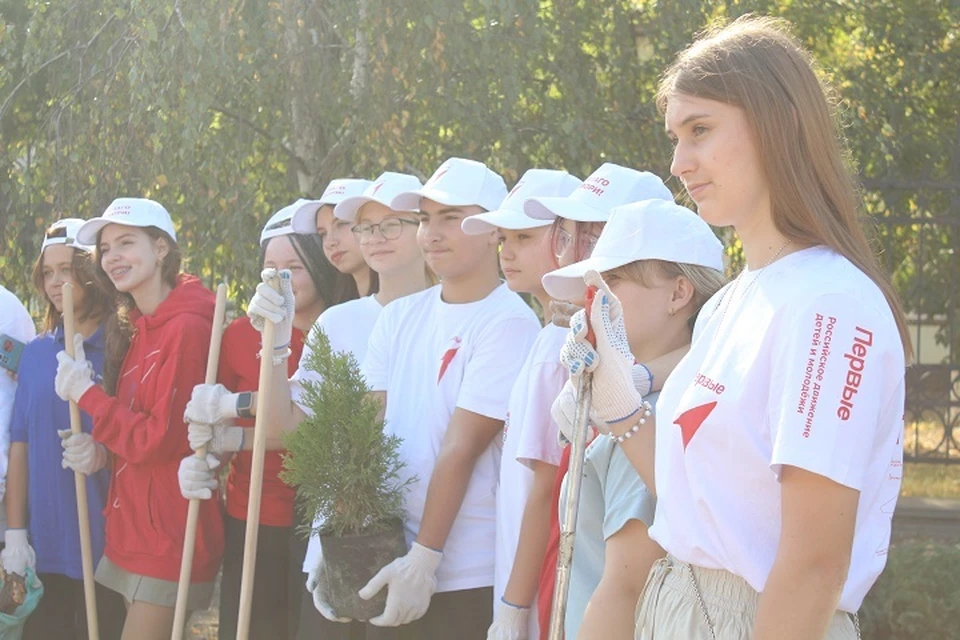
[868,177,959,464]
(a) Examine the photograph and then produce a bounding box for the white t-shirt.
[295,295,383,573]
[0,285,36,518]
[362,283,540,592]
[650,246,905,612]
[290,294,382,415]
[493,323,567,635]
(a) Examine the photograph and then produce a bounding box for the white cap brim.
[392,187,477,212]
[461,209,551,235]
[524,196,609,222]
[334,195,418,222]
[291,201,324,234]
[76,219,113,245]
[542,255,632,302]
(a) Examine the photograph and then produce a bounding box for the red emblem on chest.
[674,401,717,450]
[438,337,462,383]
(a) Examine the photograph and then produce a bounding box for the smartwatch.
[236,391,255,419]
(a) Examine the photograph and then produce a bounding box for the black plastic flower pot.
[319,518,408,621]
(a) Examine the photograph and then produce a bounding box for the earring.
[668,308,675,316]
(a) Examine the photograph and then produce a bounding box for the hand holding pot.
[359,542,442,627]
[306,559,352,623]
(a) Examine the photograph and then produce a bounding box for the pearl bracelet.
[609,401,653,444]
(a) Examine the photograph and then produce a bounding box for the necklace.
[714,239,791,332]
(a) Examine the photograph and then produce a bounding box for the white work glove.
[487,599,530,640]
[187,421,244,454]
[178,454,221,500]
[359,542,443,626]
[552,363,654,442]
[562,271,645,426]
[54,333,95,403]
[183,383,237,426]
[247,268,295,365]
[58,430,108,475]
[306,558,352,623]
[0,529,35,578]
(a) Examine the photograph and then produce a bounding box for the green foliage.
[279,327,412,537]
[0,0,957,355]
[860,541,960,639]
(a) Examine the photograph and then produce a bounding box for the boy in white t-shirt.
[351,157,541,638]
[460,169,581,640]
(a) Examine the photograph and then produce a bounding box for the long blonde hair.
[657,15,912,360]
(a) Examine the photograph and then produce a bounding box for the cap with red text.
[524,163,672,223]
[77,198,176,245]
[290,178,372,233]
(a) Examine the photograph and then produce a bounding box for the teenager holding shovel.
[179,202,350,639]
[4,220,126,639]
[566,16,909,639]
[54,199,223,640]
[542,200,725,639]
[512,163,677,639]
[179,175,421,639]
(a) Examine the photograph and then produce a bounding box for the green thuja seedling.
[280,328,413,538]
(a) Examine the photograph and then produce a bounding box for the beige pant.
[634,555,858,639]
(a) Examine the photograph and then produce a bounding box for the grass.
[900,463,960,498]
[899,414,960,498]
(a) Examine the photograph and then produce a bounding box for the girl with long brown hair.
[53,199,223,640]
[563,15,908,639]
[5,219,126,639]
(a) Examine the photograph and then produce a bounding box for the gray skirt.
[96,556,214,610]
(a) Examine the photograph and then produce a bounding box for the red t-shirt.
[217,317,305,527]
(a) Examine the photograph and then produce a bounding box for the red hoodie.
[79,274,224,583]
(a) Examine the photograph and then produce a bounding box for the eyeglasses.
[553,226,600,261]
[351,218,419,242]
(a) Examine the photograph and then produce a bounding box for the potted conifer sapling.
[281,328,411,621]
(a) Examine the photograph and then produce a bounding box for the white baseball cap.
[290,178,373,233]
[542,199,724,302]
[391,157,507,213]
[260,199,310,244]
[461,169,583,235]
[42,218,93,253]
[524,163,672,223]
[333,172,423,222]
[77,198,177,245]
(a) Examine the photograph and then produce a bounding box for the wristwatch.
[236,391,254,419]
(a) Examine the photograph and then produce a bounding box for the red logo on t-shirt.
[674,401,717,450]
[371,181,385,196]
[438,336,462,383]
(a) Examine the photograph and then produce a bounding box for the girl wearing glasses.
[180,202,353,640]
[5,219,126,639]
[295,171,432,639]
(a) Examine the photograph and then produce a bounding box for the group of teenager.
[0,16,908,640]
